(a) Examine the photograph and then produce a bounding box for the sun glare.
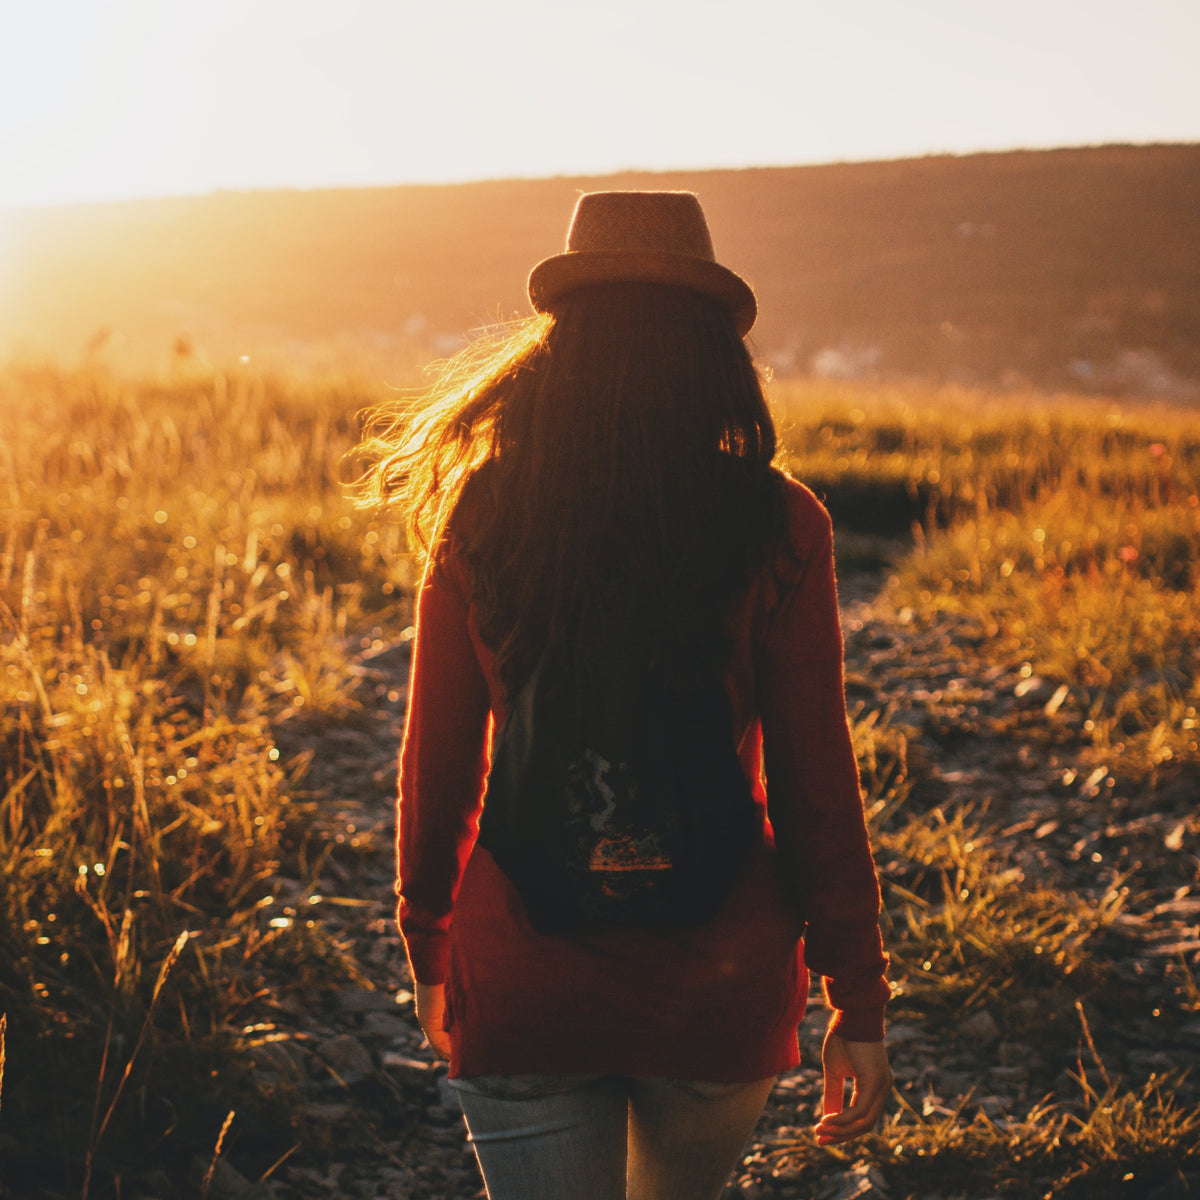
[1,0,1197,210]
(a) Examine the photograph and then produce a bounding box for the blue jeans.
[448,1073,777,1200]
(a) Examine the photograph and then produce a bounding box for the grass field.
[1,360,1197,1198]
[774,379,1200,775]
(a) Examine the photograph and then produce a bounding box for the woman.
[362,191,891,1199]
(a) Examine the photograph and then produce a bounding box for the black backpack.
[476,655,760,935]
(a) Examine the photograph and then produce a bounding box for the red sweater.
[396,475,889,1080]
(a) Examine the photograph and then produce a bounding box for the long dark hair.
[358,282,784,695]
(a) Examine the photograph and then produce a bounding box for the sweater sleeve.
[396,547,492,985]
[759,497,890,1042]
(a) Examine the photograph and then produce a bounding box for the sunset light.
[2,0,1198,209]
[3,1,1200,1195]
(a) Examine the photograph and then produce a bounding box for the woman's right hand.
[415,981,452,1058]
[813,1031,892,1145]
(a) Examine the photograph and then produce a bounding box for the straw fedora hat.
[527,191,757,336]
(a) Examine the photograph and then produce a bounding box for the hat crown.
[564,191,716,262]
[528,188,756,335]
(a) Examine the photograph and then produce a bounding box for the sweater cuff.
[826,1004,886,1043]
[402,927,450,986]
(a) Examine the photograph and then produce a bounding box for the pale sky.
[1,0,1197,209]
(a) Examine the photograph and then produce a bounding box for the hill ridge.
[3,143,1198,393]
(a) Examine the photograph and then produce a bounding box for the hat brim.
[528,249,757,337]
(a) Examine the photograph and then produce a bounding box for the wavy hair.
[357,282,784,695]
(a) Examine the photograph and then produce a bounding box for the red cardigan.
[396,474,889,1080]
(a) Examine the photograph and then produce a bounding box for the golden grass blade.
[83,930,190,1199]
[200,1108,236,1200]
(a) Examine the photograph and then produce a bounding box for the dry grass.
[776,378,1200,776]
[757,1068,1200,1199]
[780,377,1200,1198]
[2,360,1198,1196]
[0,359,409,1193]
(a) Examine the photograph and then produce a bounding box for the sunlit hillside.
[2,144,1198,394]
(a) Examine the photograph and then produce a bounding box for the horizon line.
[4,138,1197,217]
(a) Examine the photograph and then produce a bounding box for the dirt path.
[234,559,1199,1200]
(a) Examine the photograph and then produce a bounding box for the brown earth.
[187,554,1197,1200]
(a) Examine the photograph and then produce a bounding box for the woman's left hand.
[414,981,452,1058]
[814,1030,892,1145]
